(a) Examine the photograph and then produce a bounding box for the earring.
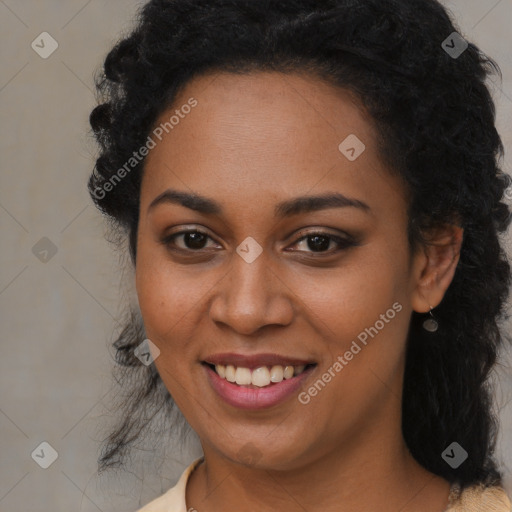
[422,306,438,332]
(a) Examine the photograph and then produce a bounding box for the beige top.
[136,457,512,512]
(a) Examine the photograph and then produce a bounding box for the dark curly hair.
[88,0,512,491]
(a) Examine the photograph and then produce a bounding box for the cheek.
[297,252,405,340]
[134,243,207,408]
[296,245,411,405]
[135,240,202,351]
[294,259,409,421]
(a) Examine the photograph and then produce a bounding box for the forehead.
[141,70,405,220]
[148,70,374,160]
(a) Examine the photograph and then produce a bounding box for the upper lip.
[203,352,315,369]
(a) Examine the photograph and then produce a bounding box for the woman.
[88,0,512,510]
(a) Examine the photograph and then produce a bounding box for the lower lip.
[203,364,315,410]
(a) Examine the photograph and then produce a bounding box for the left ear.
[410,223,464,313]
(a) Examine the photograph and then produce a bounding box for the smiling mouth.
[202,362,317,388]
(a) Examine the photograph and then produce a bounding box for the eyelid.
[292,227,354,241]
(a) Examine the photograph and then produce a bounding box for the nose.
[209,250,294,336]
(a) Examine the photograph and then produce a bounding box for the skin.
[135,71,463,511]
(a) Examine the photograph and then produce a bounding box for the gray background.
[1,1,511,510]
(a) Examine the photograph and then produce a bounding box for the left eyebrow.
[274,192,370,217]
[147,188,371,217]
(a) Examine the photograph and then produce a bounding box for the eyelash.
[160,228,356,256]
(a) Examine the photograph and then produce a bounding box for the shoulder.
[135,457,204,512]
[446,482,511,512]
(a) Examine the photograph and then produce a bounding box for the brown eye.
[291,231,356,255]
[162,230,218,251]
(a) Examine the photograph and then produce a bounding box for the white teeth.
[212,363,309,387]
[225,365,236,382]
[270,365,284,382]
[215,364,226,378]
[251,366,271,387]
[283,366,294,379]
[235,367,252,385]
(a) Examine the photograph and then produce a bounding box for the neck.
[186,413,451,512]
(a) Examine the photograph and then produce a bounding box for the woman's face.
[135,71,430,470]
